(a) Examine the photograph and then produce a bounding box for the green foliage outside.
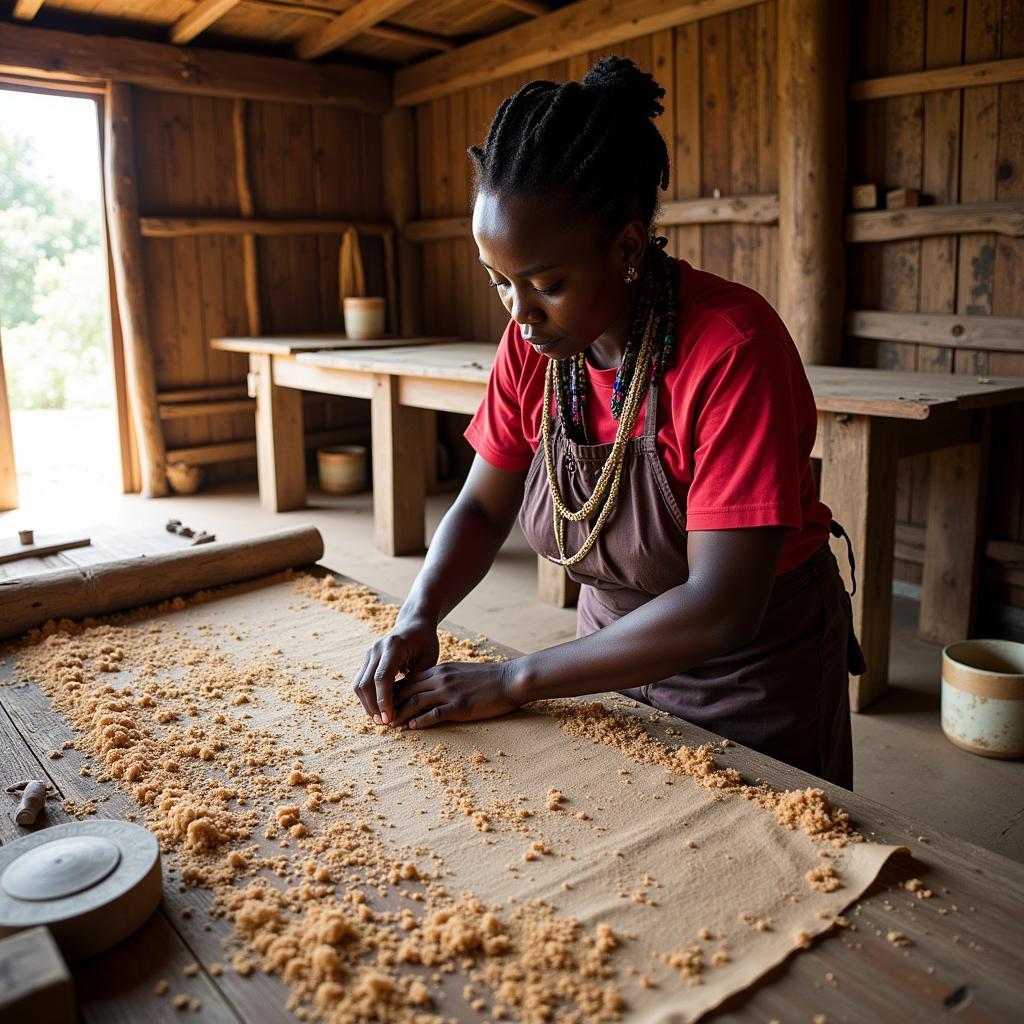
[0,126,110,410]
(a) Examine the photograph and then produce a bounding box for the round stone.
[2,835,122,902]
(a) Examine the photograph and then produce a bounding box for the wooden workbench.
[210,335,1024,710]
[0,558,1022,1024]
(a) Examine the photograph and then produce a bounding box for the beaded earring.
[622,265,639,284]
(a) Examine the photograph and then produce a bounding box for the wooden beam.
[158,397,256,419]
[777,0,848,364]
[232,99,262,337]
[139,216,393,238]
[403,193,780,243]
[846,310,1024,353]
[846,201,1024,242]
[382,108,423,336]
[492,0,549,15]
[170,0,242,45]
[12,0,45,20]
[166,427,367,466]
[0,21,391,111]
[295,0,415,61]
[244,1,456,51]
[104,84,169,498]
[159,385,248,402]
[850,56,1024,102]
[393,0,764,107]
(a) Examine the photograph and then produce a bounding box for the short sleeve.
[464,321,538,472]
[685,336,807,531]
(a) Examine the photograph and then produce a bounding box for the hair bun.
[582,55,665,120]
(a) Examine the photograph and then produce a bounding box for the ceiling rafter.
[11,0,46,20]
[490,0,549,15]
[294,0,415,61]
[170,0,244,45]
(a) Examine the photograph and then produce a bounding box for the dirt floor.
[2,476,1021,865]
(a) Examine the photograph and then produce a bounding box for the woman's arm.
[389,526,786,728]
[353,454,526,723]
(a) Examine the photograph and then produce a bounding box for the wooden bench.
[210,335,1024,711]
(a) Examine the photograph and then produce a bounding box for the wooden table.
[1,560,1022,1023]
[211,335,1024,711]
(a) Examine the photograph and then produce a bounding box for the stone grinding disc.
[0,820,162,961]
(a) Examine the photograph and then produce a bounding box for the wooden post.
[103,83,169,497]
[381,108,423,338]
[232,98,262,337]
[370,373,428,556]
[819,413,897,712]
[919,429,988,645]
[777,0,848,364]
[0,332,19,511]
[251,353,306,512]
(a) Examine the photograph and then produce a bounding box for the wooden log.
[295,0,418,60]
[138,216,393,238]
[845,310,1024,353]
[382,108,423,337]
[232,98,262,337]
[170,0,242,45]
[393,0,764,106]
[850,55,1024,101]
[777,0,848,365]
[885,187,921,209]
[0,334,18,512]
[104,84,169,498]
[0,21,390,111]
[846,201,1024,242]
[0,526,324,641]
[850,184,880,210]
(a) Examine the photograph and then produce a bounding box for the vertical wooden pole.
[370,373,428,555]
[381,108,422,338]
[777,0,849,365]
[232,98,262,337]
[251,353,306,512]
[919,424,989,644]
[103,83,168,497]
[0,333,19,511]
[819,413,897,712]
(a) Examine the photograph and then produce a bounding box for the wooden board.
[211,334,457,356]
[0,535,91,568]
[296,341,497,385]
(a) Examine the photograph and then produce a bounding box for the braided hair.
[468,55,670,238]
[469,56,679,442]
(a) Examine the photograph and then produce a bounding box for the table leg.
[919,435,987,645]
[537,556,581,608]
[251,353,305,513]
[819,414,898,712]
[371,373,428,556]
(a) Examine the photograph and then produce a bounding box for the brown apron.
[518,374,858,789]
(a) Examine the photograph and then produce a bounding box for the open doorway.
[0,87,124,522]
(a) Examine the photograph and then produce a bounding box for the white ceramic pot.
[342,296,386,340]
[941,639,1024,759]
[317,444,367,495]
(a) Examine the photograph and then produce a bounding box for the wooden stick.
[0,526,324,640]
[846,201,1024,242]
[777,0,848,364]
[0,535,91,566]
[850,55,1024,101]
[232,98,262,337]
[103,84,169,497]
[138,216,394,238]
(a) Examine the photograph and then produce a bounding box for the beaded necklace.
[541,241,679,566]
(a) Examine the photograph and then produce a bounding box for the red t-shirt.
[464,259,832,574]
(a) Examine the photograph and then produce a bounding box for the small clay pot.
[317,445,367,495]
[166,461,204,495]
[342,296,386,341]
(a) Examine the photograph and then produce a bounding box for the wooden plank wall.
[412,1,780,346]
[133,89,384,482]
[847,0,1024,611]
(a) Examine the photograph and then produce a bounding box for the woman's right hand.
[353,615,440,725]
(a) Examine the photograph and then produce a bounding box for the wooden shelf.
[845,201,1024,242]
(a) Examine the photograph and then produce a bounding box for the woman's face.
[472,189,644,362]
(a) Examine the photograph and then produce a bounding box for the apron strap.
[642,374,661,436]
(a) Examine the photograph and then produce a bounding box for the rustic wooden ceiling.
[4,0,571,68]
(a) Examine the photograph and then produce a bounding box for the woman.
[354,57,862,788]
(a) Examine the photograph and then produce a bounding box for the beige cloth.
[168,578,900,1023]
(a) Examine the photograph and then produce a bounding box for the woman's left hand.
[390,660,523,729]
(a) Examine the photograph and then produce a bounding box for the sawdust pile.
[8,574,867,1022]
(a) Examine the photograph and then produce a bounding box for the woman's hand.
[353,616,440,725]
[390,660,523,729]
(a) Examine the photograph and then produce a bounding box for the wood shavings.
[806,865,841,894]
[886,931,911,946]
